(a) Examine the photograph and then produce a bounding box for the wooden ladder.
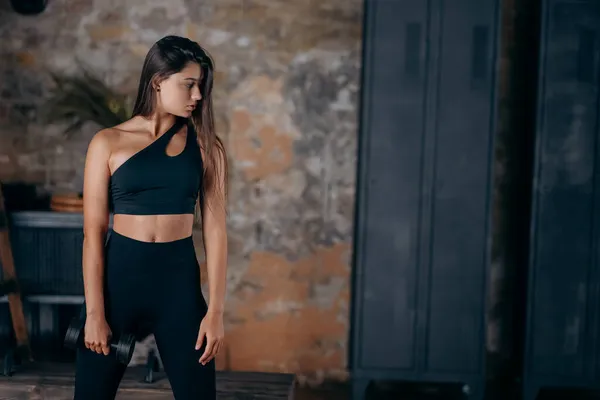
[0,183,32,376]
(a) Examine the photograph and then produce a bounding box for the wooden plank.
[0,183,32,362]
[0,362,296,399]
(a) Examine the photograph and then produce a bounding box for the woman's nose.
[191,87,202,101]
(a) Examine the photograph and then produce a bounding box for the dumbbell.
[64,316,135,365]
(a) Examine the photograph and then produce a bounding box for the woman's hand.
[84,315,112,356]
[196,311,224,365]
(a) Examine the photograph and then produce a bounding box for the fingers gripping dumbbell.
[64,313,135,365]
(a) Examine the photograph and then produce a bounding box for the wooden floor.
[0,361,296,399]
[3,364,598,400]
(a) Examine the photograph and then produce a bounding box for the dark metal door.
[350,0,500,397]
[353,0,427,373]
[424,0,498,375]
[523,1,600,399]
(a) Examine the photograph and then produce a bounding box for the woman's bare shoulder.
[88,118,140,154]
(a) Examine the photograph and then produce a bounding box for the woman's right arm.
[81,129,112,355]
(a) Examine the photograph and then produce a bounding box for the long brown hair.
[131,35,227,221]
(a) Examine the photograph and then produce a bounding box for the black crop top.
[109,117,203,215]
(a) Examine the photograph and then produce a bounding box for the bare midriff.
[112,214,195,242]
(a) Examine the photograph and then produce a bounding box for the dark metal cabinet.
[523,2,600,399]
[0,212,87,361]
[349,1,501,399]
[3,212,85,295]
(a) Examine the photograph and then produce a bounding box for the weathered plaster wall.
[0,0,361,383]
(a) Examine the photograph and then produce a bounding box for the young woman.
[74,35,228,399]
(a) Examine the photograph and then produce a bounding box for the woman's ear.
[151,76,162,92]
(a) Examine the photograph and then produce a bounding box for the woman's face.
[156,62,203,118]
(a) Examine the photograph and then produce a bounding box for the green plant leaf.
[39,66,133,136]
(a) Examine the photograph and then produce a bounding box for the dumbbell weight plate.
[64,318,84,350]
[114,333,136,365]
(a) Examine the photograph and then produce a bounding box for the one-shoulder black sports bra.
[109,117,203,215]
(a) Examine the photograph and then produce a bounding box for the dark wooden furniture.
[0,186,32,375]
[349,1,502,399]
[522,1,600,399]
[0,211,87,296]
[0,212,88,368]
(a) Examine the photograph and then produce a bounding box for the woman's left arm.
[196,147,228,365]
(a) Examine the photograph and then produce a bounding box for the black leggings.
[74,230,215,399]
